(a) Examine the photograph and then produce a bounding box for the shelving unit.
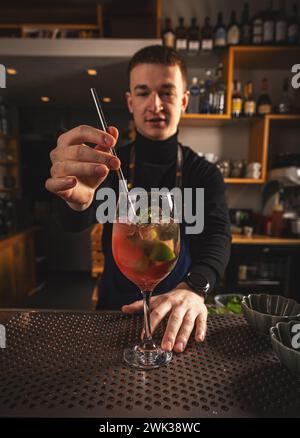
[0,1,161,39]
[180,45,300,184]
[0,4,103,38]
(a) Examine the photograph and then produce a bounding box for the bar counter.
[0,309,299,418]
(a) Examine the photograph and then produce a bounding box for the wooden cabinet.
[0,229,37,307]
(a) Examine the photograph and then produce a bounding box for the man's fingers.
[173,310,197,353]
[161,305,186,352]
[45,176,77,194]
[57,124,118,149]
[107,126,119,142]
[51,144,120,169]
[149,299,173,337]
[195,311,208,342]
[50,161,110,179]
[122,300,143,313]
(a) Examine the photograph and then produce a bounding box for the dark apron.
[97,222,192,310]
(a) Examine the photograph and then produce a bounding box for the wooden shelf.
[180,114,230,126]
[0,160,18,165]
[266,114,300,121]
[180,113,300,126]
[21,24,100,30]
[231,45,300,69]
[232,233,300,245]
[224,178,264,184]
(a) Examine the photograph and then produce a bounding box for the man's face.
[126,63,189,141]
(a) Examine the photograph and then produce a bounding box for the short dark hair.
[127,45,188,89]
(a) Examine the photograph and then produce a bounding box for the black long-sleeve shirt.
[55,131,231,293]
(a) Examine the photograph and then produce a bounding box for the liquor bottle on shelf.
[263,0,275,44]
[213,63,226,114]
[214,12,226,48]
[252,10,263,44]
[275,0,287,44]
[198,80,206,113]
[232,80,243,117]
[241,2,252,45]
[257,78,272,115]
[187,77,200,114]
[277,78,292,113]
[201,16,213,51]
[162,18,175,48]
[175,17,187,51]
[227,10,240,45]
[203,70,214,113]
[188,17,200,53]
[287,3,300,45]
[243,81,256,117]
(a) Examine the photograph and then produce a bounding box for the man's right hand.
[45,125,120,211]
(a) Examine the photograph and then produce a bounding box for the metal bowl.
[241,294,300,335]
[270,320,300,376]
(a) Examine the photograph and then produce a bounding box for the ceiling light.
[87,69,98,76]
[103,97,111,103]
[41,96,50,103]
[7,68,17,75]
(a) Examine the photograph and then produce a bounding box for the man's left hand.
[122,282,207,353]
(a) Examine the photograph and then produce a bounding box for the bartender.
[46,45,231,354]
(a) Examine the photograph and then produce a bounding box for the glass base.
[123,345,173,370]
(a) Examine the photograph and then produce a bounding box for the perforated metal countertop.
[0,310,299,418]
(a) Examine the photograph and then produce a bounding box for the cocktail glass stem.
[141,291,157,349]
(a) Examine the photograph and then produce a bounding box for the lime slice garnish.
[149,241,176,262]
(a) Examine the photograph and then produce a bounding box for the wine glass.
[112,191,180,370]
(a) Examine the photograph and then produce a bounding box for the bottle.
[187,77,200,114]
[257,78,272,115]
[198,80,206,113]
[271,192,284,237]
[201,16,213,51]
[232,80,243,117]
[263,0,275,44]
[278,77,292,113]
[243,81,256,116]
[275,0,287,44]
[175,17,187,51]
[162,18,175,48]
[252,10,263,44]
[241,3,252,45]
[188,17,200,53]
[214,12,226,48]
[0,97,9,136]
[287,3,300,45]
[202,70,214,113]
[227,10,240,45]
[213,63,226,114]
